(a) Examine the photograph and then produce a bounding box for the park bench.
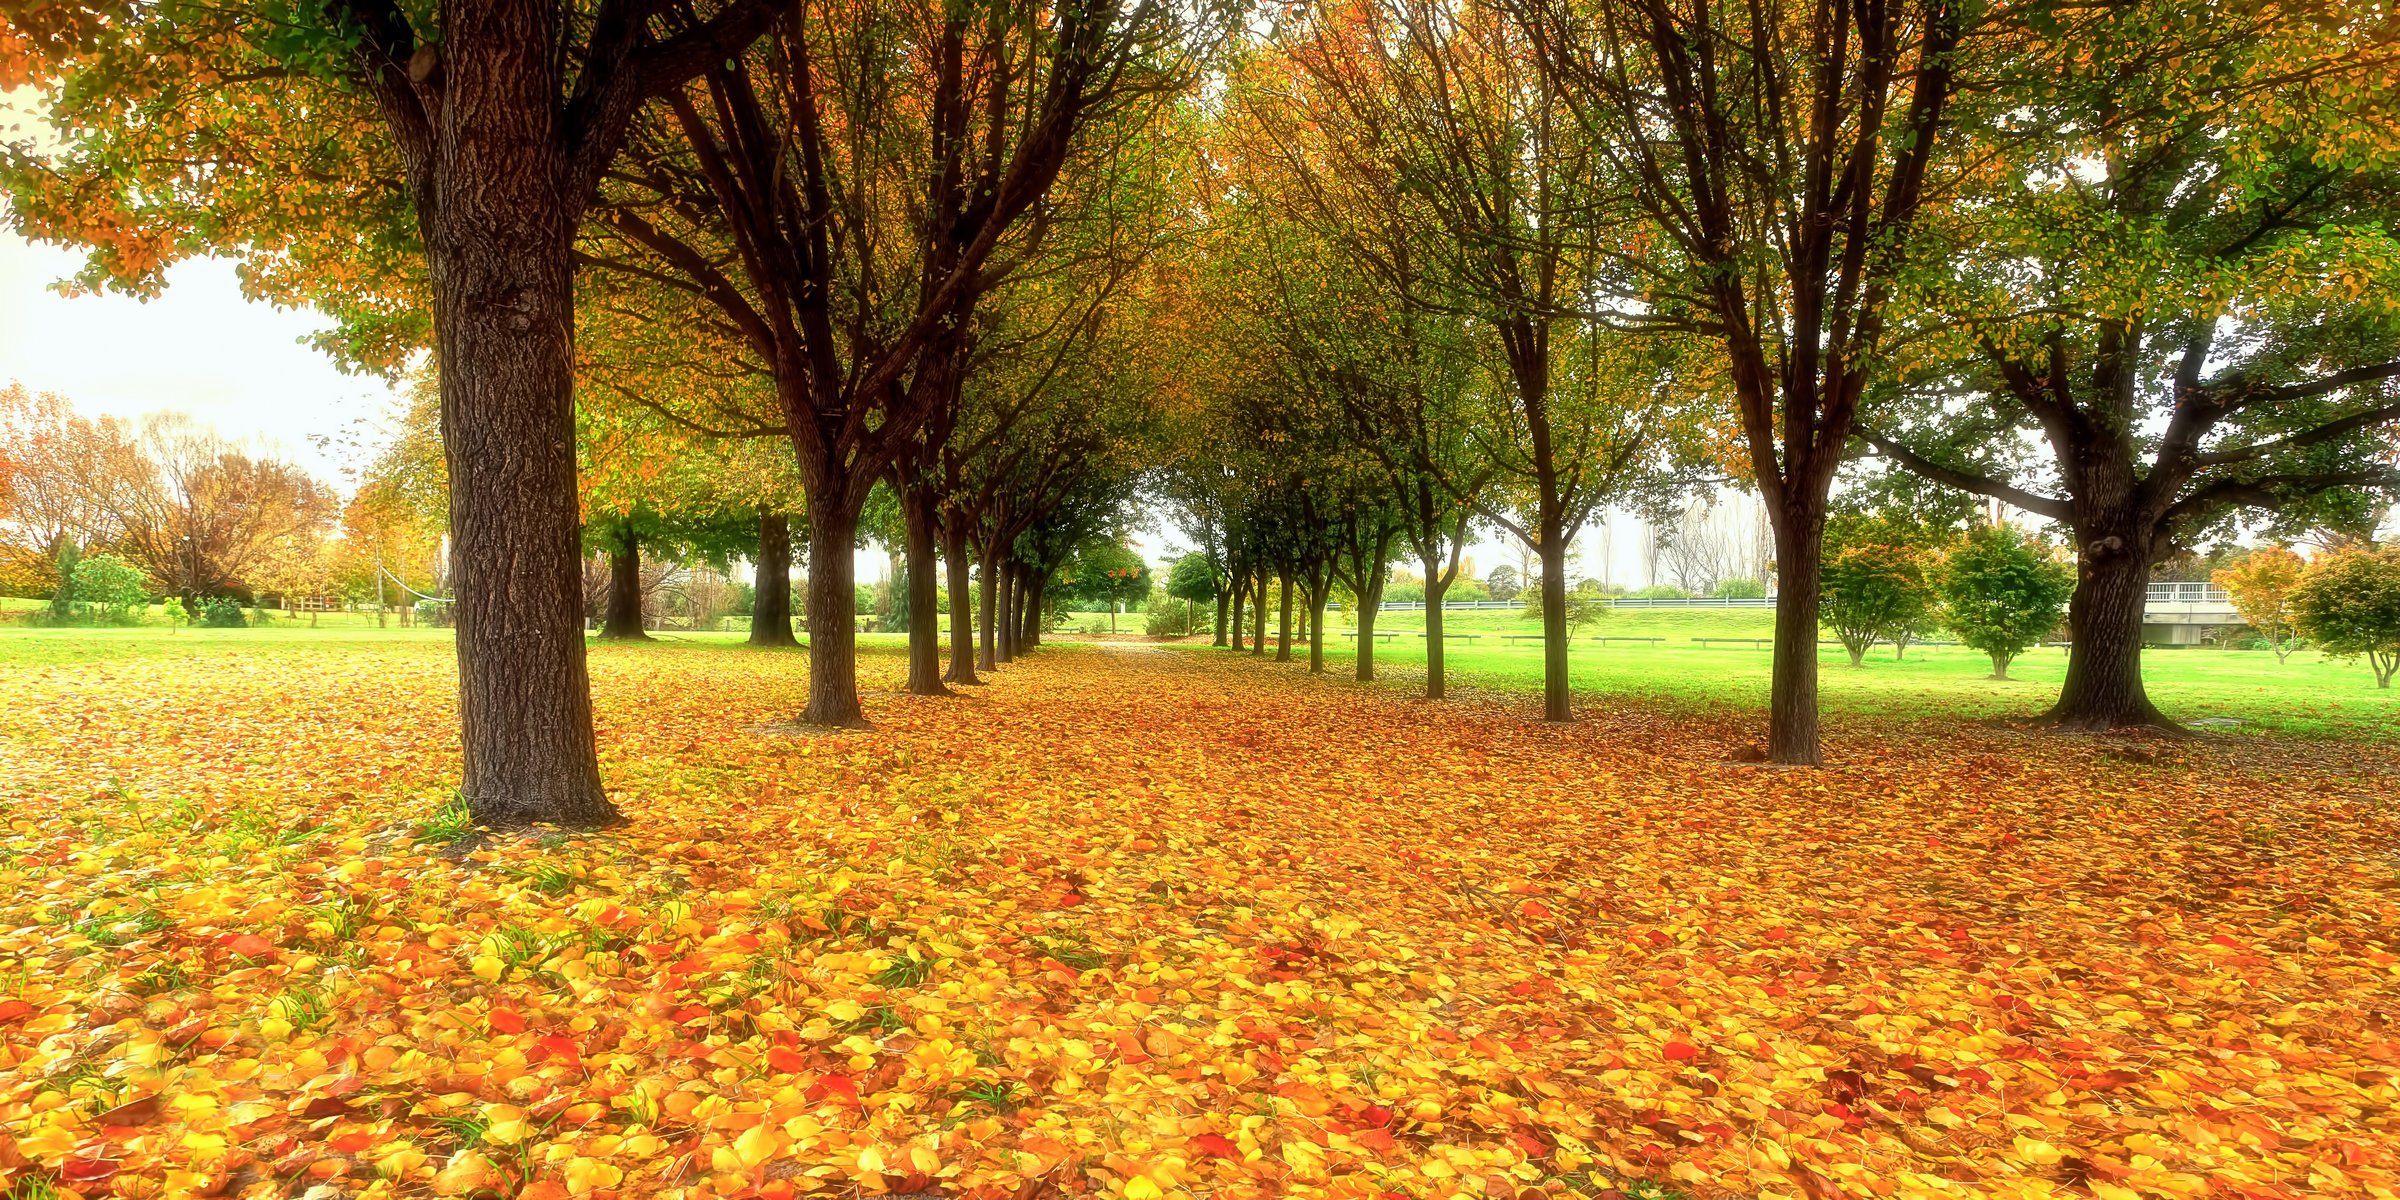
[1502,633,1546,646]
[1693,636,1772,649]
[1590,635,1665,646]
[1343,629,1403,644]
[1417,631,1481,644]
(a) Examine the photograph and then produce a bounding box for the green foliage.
[48,542,80,625]
[1165,552,1218,603]
[1484,565,1521,602]
[1144,590,1198,638]
[1711,578,1766,600]
[1062,541,1151,613]
[71,553,150,624]
[1632,584,1691,600]
[160,596,187,631]
[2291,547,2400,688]
[1821,536,1936,666]
[201,597,247,628]
[1939,527,2073,679]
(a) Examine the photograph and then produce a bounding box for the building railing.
[2146,582,2230,604]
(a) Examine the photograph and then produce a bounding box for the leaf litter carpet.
[0,640,2393,1200]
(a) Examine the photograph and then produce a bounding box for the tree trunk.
[1307,581,1326,674]
[978,545,999,671]
[1538,537,1570,721]
[1766,509,1826,764]
[995,565,1016,664]
[801,501,867,727]
[1021,572,1043,647]
[420,0,615,829]
[1354,570,1383,682]
[1213,584,1229,646]
[748,510,798,647]
[1991,652,2012,680]
[1423,559,1447,700]
[1275,573,1294,662]
[598,529,650,640]
[942,524,979,684]
[2044,535,2168,728]
[1252,567,1269,656]
[1229,571,1246,652]
[898,488,949,696]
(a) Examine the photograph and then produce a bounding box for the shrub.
[1939,526,2073,679]
[2290,546,2400,688]
[1820,541,1934,666]
[1711,577,1767,600]
[1632,584,1692,600]
[1143,591,1196,639]
[1484,565,1521,602]
[1444,577,1491,604]
[71,553,150,624]
[202,597,248,628]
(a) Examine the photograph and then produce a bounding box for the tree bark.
[801,501,867,727]
[1020,571,1043,647]
[598,527,650,640]
[978,545,1000,671]
[1213,585,1229,647]
[1307,580,1327,674]
[898,487,949,696]
[1229,570,1247,652]
[1354,568,1383,682]
[995,564,1016,663]
[1275,573,1294,662]
[2044,534,2168,728]
[1766,508,1826,764]
[1252,567,1269,656]
[1536,538,1571,721]
[749,510,798,647]
[942,524,980,684]
[1423,559,1447,700]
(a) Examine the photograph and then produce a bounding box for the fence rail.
[1345,583,2229,611]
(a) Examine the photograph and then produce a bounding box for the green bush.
[1940,525,2073,679]
[202,597,247,628]
[1633,584,1692,599]
[1143,591,1197,638]
[71,554,150,623]
[1711,577,1767,600]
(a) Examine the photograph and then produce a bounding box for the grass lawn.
[0,631,2391,1200]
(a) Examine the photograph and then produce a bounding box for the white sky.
[0,231,406,487]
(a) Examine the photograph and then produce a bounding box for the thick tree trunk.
[942,525,979,684]
[1229,572,1247,652]
[419,0,615,829]
[995,565,1015,664]
[1214,586,1229,647]
[978,546,999,671]
[1275,573,1294,662]
[1537,538,1570,721]
[749,511,798,647]
[898,489,949,696]
[1307,583,1327,674]
[1423,560,1447,700]
[1766,508,1826,764]
[2045,534,2169,729]
[1354,571,1383,682]
[598,528,650,641]
[1252,568,1269,656]
[801,502,866,727]
[1021,572,1043,647]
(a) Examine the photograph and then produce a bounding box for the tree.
[1940,527,2073,681]
[71,552,148,624]
[1166,552,1218,633]
[2214,547,2308,663]
[9,0,779,826]
[1859,0,2400,730]
[1485,566,1521,603]
[1063,541,1150,633]
[91,420,338,607]
[1517,0,1968,760]
[1820,539,1935,668]
[2291,547,2400,688]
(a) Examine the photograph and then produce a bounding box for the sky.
[0,232,407,488]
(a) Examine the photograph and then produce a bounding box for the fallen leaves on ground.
[0,638,2394,1200]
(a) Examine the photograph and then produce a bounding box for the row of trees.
[2218,545,2400,686]
[1146,0,2398,750]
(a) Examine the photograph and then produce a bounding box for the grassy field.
[5,599,2390,741]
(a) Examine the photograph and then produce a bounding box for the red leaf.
[1662,1041,1700,1061]
[488,1008,526,1035]
[766,1046,808,1073]
[1188,1133,1240,1158]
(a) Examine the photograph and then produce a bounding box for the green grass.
[1207,603,2400,742]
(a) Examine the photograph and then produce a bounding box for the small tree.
[2213,546,2307,662]
[1485,565,1521,603]
[1166,552,1218,634]
[2291,547,2400,688]
[48,541,80,625]
[72,554,150,624]
[1941,527,2074,680]
[161,596,187,632]
[1821,541,1934,667]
